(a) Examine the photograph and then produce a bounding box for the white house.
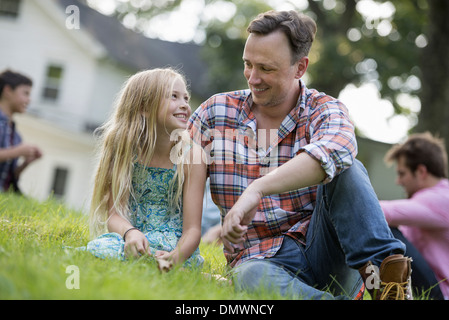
[0,0,211,210]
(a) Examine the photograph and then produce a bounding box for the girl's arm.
[106,194,151,258]
[164,149,207,266]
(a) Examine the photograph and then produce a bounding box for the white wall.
[87,60,131,127]
[15,114,97,211]
[0,0,105,131]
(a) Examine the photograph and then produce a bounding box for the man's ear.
[295,56,309,79]
[415,164,429,179]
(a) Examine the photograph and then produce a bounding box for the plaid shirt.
[0,110,22,192]
[188,80,357,267]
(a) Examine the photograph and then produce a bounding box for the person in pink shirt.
[380,132,449,300]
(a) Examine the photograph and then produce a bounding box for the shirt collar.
[238,90,256,130]
[240,79,306,123]
[237,80,307,154]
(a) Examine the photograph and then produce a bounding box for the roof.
[55,0,212,99]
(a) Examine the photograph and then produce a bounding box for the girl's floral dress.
[86,163,203,268]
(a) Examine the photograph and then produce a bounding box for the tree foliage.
[198,0,428,114]
[414,0,449,154]
[96,0,449,152]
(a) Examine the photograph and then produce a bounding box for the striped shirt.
[188,80,357,267]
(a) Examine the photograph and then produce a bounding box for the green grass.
[0,192,285,300]
[2,192,433,301]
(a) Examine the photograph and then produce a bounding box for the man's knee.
[232,259,278,292]
[338,159,368,182]
[324,159,374,199]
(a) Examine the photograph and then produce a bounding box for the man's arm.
[381,197,449,229]
[221,152,325,250]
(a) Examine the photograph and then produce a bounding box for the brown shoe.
[359,254,413,300]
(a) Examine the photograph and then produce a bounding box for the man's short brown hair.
[385,132,448,178]
[247,10,317,64]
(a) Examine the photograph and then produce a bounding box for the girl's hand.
[155,250,171,259]
[123,229,151,258]
[155,250,173,272]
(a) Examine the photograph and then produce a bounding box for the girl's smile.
[158,77,192,132]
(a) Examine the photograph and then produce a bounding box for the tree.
[414,0,449,154]
[200,0,271,93]
[95,0,449,154]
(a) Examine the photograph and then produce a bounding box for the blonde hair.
[89,68,190,238]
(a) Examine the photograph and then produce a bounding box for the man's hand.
[221,183,263,252]
[221,153,326,253]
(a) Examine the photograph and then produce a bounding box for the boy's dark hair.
[247,10,317,64]
[385,132,448,179]
[0,70,33,97]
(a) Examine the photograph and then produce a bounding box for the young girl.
[86,68,205,269]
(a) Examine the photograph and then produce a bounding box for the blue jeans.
[232,159,405,299]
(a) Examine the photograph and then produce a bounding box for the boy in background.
[0,69,42,193]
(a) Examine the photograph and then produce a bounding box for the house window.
[42,65,64,102]
[0,0,21,18]
[51,167,69,198]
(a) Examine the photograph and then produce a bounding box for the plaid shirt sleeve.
[299,89,357,183]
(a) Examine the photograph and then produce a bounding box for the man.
[188,10,409,300]
[380,132,449,299]
[0,70,42,193]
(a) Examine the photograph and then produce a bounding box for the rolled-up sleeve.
[299,98,357,184]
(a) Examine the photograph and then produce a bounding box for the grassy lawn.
[0,192,284,300]
[2,192,435,301]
